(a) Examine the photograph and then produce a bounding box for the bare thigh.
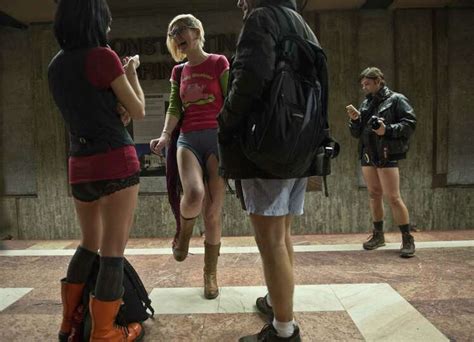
[203,154,225,224]
[362,166,383,194]
[177,147,205,204]
[99,184,139,257]
[74,199,101,252]
[377,167,401,197]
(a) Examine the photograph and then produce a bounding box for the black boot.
[363,230,385,250]
[400,232,415,258]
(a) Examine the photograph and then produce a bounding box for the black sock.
[373,221,384,232]
[66,246,97,284]
[95,257,124,301]
[399,224,410,234]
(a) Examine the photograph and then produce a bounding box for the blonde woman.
[150,14,229,299]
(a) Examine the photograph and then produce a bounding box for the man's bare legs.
[251,214,294,322]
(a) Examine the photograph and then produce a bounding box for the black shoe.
[363,230,385,250]
[400,232,415,258]
[239,324,301,342]
[256,295,274,322]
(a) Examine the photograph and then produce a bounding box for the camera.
[368,115,381,130]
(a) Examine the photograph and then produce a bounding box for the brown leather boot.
[203,242,220,299]
[89,295,143,342]
[58,278,85,342]
[172,215,196,262]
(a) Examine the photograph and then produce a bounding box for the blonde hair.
[166,14,205,62]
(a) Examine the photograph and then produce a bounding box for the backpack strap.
[273,6,330,130]
[270,5,334,197]
[123,258,155,318]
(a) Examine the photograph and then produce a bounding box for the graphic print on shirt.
[181,73,216,107]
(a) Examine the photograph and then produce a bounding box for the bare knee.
[203,204,221,230]
[387,194,404,208]
[204,208,220,224]
[255,234,286,255]
[183,186,205,207]
[368,188,383,201]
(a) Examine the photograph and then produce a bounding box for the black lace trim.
[102,172,140,197]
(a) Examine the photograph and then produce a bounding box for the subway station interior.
[1,0,473,341]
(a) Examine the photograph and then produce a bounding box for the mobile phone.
[346,104,357,112]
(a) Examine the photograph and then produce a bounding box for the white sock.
[272,318,296,338]
[266,293,272,307]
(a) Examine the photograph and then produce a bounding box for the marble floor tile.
[294,285,345,312]
[140,312,364,342]
[150,285,345,315]
[0,249,73,256]
[332,283,449,342]
[150,287,220,314]
[1,239,473,257]
[0,314,61,341]
[27,241,72,250]
[0,230,472,341]
[0,288,33,312]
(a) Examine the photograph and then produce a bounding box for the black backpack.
[72,256,154,341]
[240,6,335,179]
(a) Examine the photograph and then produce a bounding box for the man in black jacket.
[218,0,322,340]
[346,67,416,258]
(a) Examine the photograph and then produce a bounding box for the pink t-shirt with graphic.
[170,54,229,133]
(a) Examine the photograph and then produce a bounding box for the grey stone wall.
[0,8,473,239]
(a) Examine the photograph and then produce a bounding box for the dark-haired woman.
[48,0,145,340]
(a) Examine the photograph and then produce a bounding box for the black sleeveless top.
[48,48,134,156]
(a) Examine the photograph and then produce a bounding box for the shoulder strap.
[268,5,297,35]
[123,258,155,317]
[269,5,329,130]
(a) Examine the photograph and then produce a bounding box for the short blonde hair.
[166,14,205,62]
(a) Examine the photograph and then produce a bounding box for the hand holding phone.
[346,104,360,120]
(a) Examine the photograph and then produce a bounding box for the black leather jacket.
[349,86,416,162]
[218,0,319,179]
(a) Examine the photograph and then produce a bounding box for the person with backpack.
[218,1,331,340]
[346,67,417,257]
[149,14,229,300]
[48,0,145,340]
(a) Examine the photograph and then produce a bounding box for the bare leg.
[252,214,294,322]
[99,184,139,257]
[361,166,384,222]
[285,216,294,267]
[177,147,205,219]
[91,184,143,342]
[73,199,101,253]
[377,168,410,225]
[202,154,225,245]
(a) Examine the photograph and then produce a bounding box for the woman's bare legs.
[177,147,205,219]
[173,147,205,260]
[202,154,225,245]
